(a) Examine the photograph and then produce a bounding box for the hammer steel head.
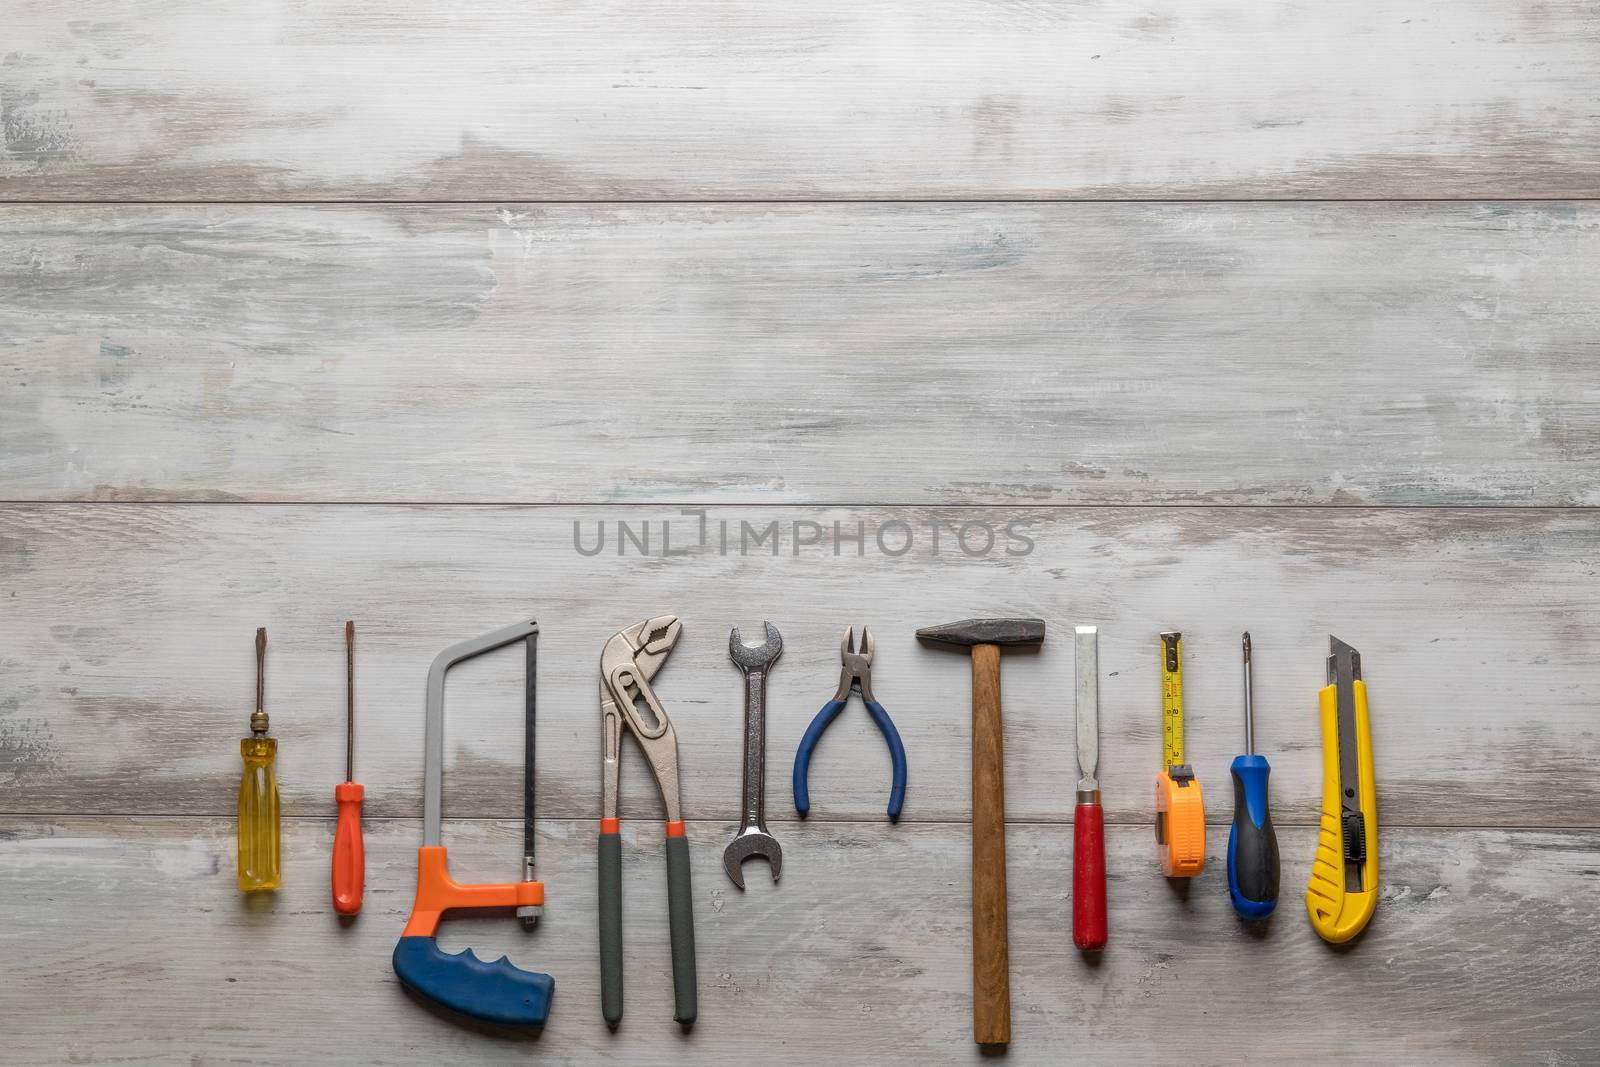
[916,617,1046,648]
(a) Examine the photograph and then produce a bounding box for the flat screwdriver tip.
[251,627,268,733]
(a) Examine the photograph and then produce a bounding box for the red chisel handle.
[333,780,365,915]
[1072,801,1107,950]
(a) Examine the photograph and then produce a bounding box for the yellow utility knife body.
[1156,632,1205,877]
[1306,636,1378,942]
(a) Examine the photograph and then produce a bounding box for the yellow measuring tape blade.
[1160,632,1184,768]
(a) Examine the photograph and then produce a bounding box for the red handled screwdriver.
[1072,625,1108,950]
[332,620,365,915]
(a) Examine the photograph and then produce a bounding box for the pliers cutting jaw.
[794,626,908,822]
[832,624,877,704]
[597,615,696,1031]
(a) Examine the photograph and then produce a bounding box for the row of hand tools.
[233,615,1378,1047]
[931,619,1377,1046]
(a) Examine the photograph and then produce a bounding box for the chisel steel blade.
[1075,626,1099,797]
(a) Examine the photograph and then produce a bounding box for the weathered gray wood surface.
[5,203,1599,505]
[3,504,1596,827]
[4,1,1599,1063]
[2,818,1596,1065]
[5,0,1600,201]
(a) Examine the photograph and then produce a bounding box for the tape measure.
[1156,631,1206,878]
[1160,631,1185,768]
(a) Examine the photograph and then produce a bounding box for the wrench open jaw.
[723,827,783,890]
[724,623,784,890]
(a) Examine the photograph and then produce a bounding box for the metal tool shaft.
[345,621,355,781]
[739,667,770,825]
[251,627,268,734]
[1242,631,1254,756]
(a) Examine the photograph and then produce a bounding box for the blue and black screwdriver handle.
[393,621,554,1029]
[793,626,907,822]
[1228,632,1280,920]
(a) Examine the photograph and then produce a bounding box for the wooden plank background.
[4,203,1598,506]
[6,0,1600,200]
[2,2,1598,1064]
[4,504,1598,827]
[6,818,1596,1065]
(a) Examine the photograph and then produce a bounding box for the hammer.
[917,617,1045,1047]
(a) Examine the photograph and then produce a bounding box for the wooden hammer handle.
[970,643,1010,1046]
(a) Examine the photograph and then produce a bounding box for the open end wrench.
[724,622,783,890]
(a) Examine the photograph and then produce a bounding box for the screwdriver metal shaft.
[346,621,355,782]
[1243,633,1255,755]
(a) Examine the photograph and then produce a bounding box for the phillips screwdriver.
[237,627,281,892]
[332,620,365,915]
[1227,632,1279,919]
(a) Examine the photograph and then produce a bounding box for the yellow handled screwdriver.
[238,627,281,892]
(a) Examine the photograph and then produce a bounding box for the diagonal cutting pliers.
[792,625,908,822]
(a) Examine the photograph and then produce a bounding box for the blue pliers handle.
[792,626,907,822]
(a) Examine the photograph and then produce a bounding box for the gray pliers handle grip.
[599,822,697,1029]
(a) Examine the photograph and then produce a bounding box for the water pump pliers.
[598,615,697,1030]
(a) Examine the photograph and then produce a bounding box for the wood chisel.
[237,627,281,892]
[1306,636,1379,943]
[1155,631,1205,878]
[1072,625,1107,951]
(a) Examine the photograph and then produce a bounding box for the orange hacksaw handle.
[401,846,544,937]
